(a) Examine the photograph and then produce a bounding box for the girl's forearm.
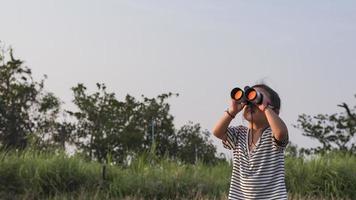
[212,110,234,140]
[264,107,288,141]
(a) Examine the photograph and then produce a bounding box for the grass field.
[0,150,355,200]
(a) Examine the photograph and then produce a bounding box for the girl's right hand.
[229,99,246,116]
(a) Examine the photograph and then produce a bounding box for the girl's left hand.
[254,88,272,112]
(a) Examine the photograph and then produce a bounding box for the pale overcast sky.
[1,0,356,157]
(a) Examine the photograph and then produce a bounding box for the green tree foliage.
[139,93,178,158]
[176,122,222,164]
[285,142,300,158]
[68,83,132,163]
[295,96,356,154]
[68,83,181,164]
[0,44,221,165]
[68,83,221,164]
[0,45,62,150]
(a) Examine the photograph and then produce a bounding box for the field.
[0,150,355,200]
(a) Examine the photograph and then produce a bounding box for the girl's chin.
[243,112,263,122]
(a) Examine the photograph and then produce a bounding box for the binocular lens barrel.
[230,88,244,102]
[246,90,257,101]
[230,87,264,105]
[245,88,263,104]
[235,90,243,100]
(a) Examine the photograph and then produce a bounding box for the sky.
[1,0,356,157]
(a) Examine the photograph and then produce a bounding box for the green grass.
[285,152,356,200]
[0,150,229,199]
[0,150,355,199]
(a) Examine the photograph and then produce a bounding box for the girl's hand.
[229,99,246,116]
[254,88,272,112]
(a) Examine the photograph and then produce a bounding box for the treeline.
[0,44,222,165]
[1,43,356,164]
[290,94,356,157]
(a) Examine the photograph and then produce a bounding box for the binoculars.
[230,86,264,105]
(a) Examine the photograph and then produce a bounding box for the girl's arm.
[255,87,288,142]
[212,100,245,140]
[212,109,235,140]
[263,107,288,141]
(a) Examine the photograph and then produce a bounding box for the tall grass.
[0,150,355,199]
[0,150,230,199]
[0,150,103,199]
[285,152,356,200]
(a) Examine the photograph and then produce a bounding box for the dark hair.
[252,84,281,112]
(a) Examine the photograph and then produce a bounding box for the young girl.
[213,84,289,200]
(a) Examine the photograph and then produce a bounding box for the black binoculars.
[230,86,264,105]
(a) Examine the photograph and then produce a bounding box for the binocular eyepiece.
[230,86,264,105]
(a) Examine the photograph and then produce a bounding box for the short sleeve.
[222,126,241,150]
[272,133,289,151]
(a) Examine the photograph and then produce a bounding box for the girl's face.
[243,103,266,123]
[242,87,269,124]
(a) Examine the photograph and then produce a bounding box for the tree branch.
[338,102,356,122]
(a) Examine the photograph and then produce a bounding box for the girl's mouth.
[245,104,257,113]
[246,108,254,114]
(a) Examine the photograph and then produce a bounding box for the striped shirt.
[222,125,288,200]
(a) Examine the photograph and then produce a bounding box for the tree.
[68,83,180,163]
[295,95,356,154]
[285,142,300,158]
[29,92,65,150]
[139,93,178,158]
[0,44,61,150]
[0,43,224,165]
[176,122,221,164]
[68,83,128,163]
